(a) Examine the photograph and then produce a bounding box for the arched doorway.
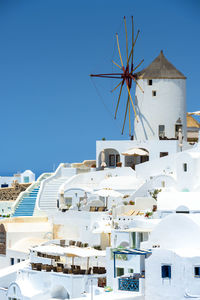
[98,148,120,168]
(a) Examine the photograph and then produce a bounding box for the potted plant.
[116,162,122,167]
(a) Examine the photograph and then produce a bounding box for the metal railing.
[118,277,139,292]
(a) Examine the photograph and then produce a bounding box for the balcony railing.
[118,277,139,292]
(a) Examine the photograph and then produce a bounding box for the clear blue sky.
[0,0,199,176]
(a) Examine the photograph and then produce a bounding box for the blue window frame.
[161,265,171,278]
[194,267,200,277]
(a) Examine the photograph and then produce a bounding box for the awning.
[113,248,152,255]
[119,227,152,233]
[32,245,106,258]
[121,148,149,156]
[94,188,123,198]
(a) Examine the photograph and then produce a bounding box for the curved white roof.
[150,213,200,249]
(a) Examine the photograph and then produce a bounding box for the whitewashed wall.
[134,79,186,141]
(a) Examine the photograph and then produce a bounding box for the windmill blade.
[131,16,134,69]
[130,74,144,93]
[116,33,124,68]
[132,59,144,72]
[122,95,129,135]
[111,80,123,93]
[112,60,122,70]
[128,97,131,136]
[125,80,138,121]
[115,82,124,119]
[128,29,140,65]
[124,16,128,63]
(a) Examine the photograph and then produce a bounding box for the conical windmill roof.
[136,50,186,79]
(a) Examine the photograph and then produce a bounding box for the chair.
[69,240,76,246]
[63,268,69,274]
[36,263,42,271]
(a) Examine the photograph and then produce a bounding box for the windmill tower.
[134,50,186,142]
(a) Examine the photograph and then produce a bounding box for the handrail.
[35,163,71,210]
[12,172,52,215]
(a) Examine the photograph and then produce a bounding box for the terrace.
[113,248,151,293]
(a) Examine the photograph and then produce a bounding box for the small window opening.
[183,163,187,172]
[160,152,168,157]
[117,267,124,277]
[148,79,153,86]
[152,90,156,96]
[159,125,165,138]
[161,265,171,278]
[194,267,200,277]
[10,258,14,265]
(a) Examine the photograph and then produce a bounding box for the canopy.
[32,245,106,258]
[94,188,123,198]
[121,148,149,156]
[120,227,152,233]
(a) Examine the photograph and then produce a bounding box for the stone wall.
[0,181,31,202]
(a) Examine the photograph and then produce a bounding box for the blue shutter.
[168,266,171,278]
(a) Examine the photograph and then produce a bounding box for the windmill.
[90,16,144,136]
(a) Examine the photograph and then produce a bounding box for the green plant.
[150,189,162,201]
[123,201,128,205]
[145,211,153,218]
[91,164,96,168]
[102,137,106,141]
[129,200,135,205]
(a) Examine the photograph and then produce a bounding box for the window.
[160,152,168,157]
[152,90,156,96]
[17,259,20,263]
[109,154,115,167]
[116,154,120,164]
[23,176,29,183]
[10,258,14,265]
[117,267,124,277]
[183,163,187,172]
[159,125,165,138]
[128,268,134,274]
[65,197,72,205]
[194,266,200,277]
[161,265,171,279]
[148,79,153,86]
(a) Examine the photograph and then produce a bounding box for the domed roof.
[51,285,69,299]
[136,50,186,79]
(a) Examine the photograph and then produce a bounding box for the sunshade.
[121,148,149,156]
[94,188,123,198]
[32,245,106,258]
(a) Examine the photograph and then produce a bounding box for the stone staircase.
[13,187,40,217]
[38,177,69,211]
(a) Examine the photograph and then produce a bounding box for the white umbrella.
[94,188,123,198]
[121,148,149,156]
